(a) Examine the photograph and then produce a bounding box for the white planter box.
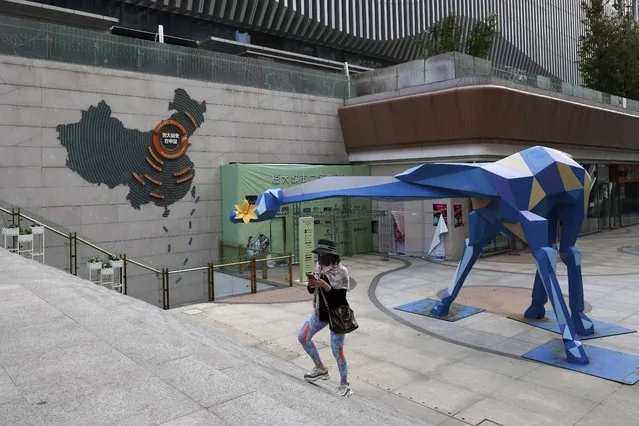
[109,260,123,269]
[18,234,33,243]
[30,226,44,235]
[2,227,19,237]
[101,267,114,276]
[87,262,102,270]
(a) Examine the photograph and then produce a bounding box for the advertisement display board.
[221,164,373,262]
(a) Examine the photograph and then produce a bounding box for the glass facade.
[476,162,639,257]
[608,164,639,227]
[33,0,587,82]
[36,0,391,69]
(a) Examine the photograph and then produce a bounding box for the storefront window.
[610,165,639,226]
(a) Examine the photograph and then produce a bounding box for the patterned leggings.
[297,312,348,384]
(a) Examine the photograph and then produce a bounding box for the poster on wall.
[391,211,405,255]
[453,204,463,227]
[299,216,315,283]
[433,203,448,226]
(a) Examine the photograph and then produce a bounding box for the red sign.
[610,164,639,183]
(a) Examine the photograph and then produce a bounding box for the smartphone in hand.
[306,273,315,285]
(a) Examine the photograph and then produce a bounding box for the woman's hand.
[308,275,330,290]
[315,278,330,291]
[307,275,317,288]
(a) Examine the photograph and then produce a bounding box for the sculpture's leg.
[431,212,499,317]
[524,215,589,364]
[524,217,556,320]
[524,272,548,319]
[559,207,594,336]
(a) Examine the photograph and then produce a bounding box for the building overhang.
[348,143,639,165]
[198,36,371,75]
[339,84,639,162]
[0,0,118,29]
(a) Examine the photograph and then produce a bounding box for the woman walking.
[297,239,353,397]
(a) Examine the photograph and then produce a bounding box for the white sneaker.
[304,366,329,382]
[336,383,353,397]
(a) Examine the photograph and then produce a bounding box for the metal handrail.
[0,206,161,274]
[167,266,207,275]
[0,205,289,276]
[75,235,161,274]
[167,254,292,275]
[0,206,68,239]
[1,205,294,309]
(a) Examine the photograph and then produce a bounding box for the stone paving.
[175,225,639,426]
[0,249,427,425]
[3,223,639,425]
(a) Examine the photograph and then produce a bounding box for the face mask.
[318,254,332,266]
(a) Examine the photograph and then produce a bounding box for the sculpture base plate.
[523,339,639,384]
[394,298,484,322]
[508,311,635,340]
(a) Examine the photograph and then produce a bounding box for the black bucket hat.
[312,239,338,255]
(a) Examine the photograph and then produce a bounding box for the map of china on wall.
[57,89,207,216]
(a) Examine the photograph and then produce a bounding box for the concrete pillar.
[404,200,426,256]
[446,198,470,261]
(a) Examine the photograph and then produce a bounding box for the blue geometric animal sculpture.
[230,146,594,364]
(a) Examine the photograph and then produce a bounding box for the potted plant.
[100,260,114,277]
[108,254,123,269]
[18,226,33,244]
[2,222,19,237]
[87,256,102,270]
[30,222,44,235]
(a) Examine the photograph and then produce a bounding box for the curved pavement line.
[422,255,639,277]
[618,246,639,257]
[581,227,632,239]
[368,256,539,363]
[433,284,593,314]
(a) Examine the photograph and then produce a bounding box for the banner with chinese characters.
[221,163,372,262]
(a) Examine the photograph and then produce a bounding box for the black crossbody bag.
[318,279,359,334]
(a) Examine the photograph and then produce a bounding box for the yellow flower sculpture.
[234,199,258,224]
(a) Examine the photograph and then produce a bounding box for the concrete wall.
[369,164,470,262]
[0,55,347,306]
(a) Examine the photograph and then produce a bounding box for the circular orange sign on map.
[152,119,189,160]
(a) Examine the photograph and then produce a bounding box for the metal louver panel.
[117,0,585,84]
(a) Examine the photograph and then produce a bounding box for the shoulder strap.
[318,286,329,309]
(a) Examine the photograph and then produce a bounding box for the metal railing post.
[122,253,128,295]
[10,208,17,227]
[261,250,268,280]
[161,268,165,309]
[238,245,243,273]
[162,267,170,310]
[287,252,293,287]
[207,263,215,302]
[250,257,257,294]
[68,232,78,275]
[166,268,170,309]
[73,232,77,275]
